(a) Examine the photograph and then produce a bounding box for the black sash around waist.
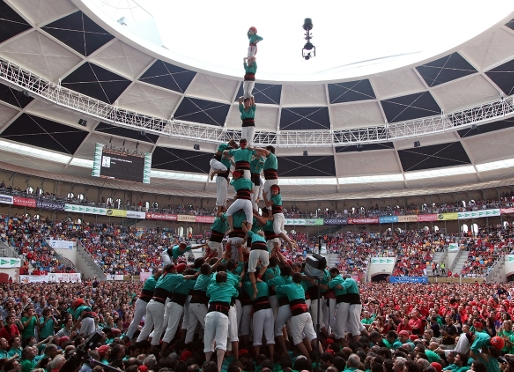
[208,301,230,316]
[170,292,188,306]
[190,290,208,305]
[253,296,271,312]
[139,288,154,302]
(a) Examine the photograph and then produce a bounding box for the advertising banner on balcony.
[0,258,21,268]
[64,204,107,215]
[305,219,324,226]
[437,213,458,221]
[0,195,13,204]
[348,217,379,224]
[370,257,395,264]
[126,211,146,219]
[398,215,418,223]
[146,212,177,221]
[177,215,196,222]
[501,208,514,215]
[457,209,501,220]
[448,243,459,251]
[49,239,74,250]
[195,216,215,223]
[379,216,398,224]
[36,200,65,211]
[417,214,438,222]
[389,276,428,284]
[13,196,36,208]
[285,219,306,225]
[20,273,81,283]
[324,218,348,225]
[106,209,127,218]
[106,275,124,281]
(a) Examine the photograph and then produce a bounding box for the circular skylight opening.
[86,0,513,81]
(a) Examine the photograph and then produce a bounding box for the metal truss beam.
[1,56,513,148]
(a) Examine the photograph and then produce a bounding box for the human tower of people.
[80,28,358,371]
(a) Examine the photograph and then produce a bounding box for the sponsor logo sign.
[0,195,13,204]
[20,273,81,283]
[437,213,458,221]
[126,211,146,219]
[457,209,501,219]
[145,212,177,221]
[64,204,107,215]
[36,200,65,211]
[502,208,514,215]
[177,215,196,222]
[398,215,417,223]
[348,217,379,224]
[106,209,127,218]
[0,258,21,268]
[389,276,428,284]
[13,196,36,208]
[195,216,215,223]
[379,216,398,224]
[49,239,74,250]
[417,214,438,222]
[324,218,348,225]
[285,219,306,225]
[370,257,395,264]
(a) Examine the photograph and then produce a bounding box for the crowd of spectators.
[3,210,514,279]
[1,279,514,372]
[2,182,514,218]
[1,215,77,275]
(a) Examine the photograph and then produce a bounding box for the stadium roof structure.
[0,0,514,200]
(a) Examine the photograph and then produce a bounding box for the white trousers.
[290,312,316,345]
[347,304,364,336]
[237,302,253,337]
[334,302,349,339]
[210,158,227,172]
[248,249,269,272]
[181,295,191,330]
[241,126,256,148]
[204,311,229,353]
[137,300,165,345]
[185,303,207,344]
[253,308,275,346]
[272,213,285,235]
[215,176,228,207]
[162,301,184,343]
[248,45,257,58]
[126,298,148,338]
[310,298,325,329]
[208,241,223,257]
[226,199,253,222]
[243,80,255,100]
[275,304,292,337]
[228,305,238,342]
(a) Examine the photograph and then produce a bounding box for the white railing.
[1,56,513,147]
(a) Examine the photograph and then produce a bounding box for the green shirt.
[230,177,253,192]
[172,245,191,260]
[228,148,256,163]
[194,273,213,292]
[206,282,239,303]
[21,316,37,340]
[244,61,257,74]
[328,275,346,296]
[470,331,491,355]
[267,276,292,299]
[211,214,229,233]
[250,156,264,174]
[173,277,196,295]
[239,104,256,120]
[247,230,267,245]
[142,275,158,292]
[263,152,278,170]
[21,358,37,372]
[276,282,305,302]
[38,317,55,339]
[155,273,183,292]
[243,280,269,299]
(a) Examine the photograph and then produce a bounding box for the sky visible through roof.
[88,0,513,81]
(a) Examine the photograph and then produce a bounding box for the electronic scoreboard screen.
[92,144,151,183]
